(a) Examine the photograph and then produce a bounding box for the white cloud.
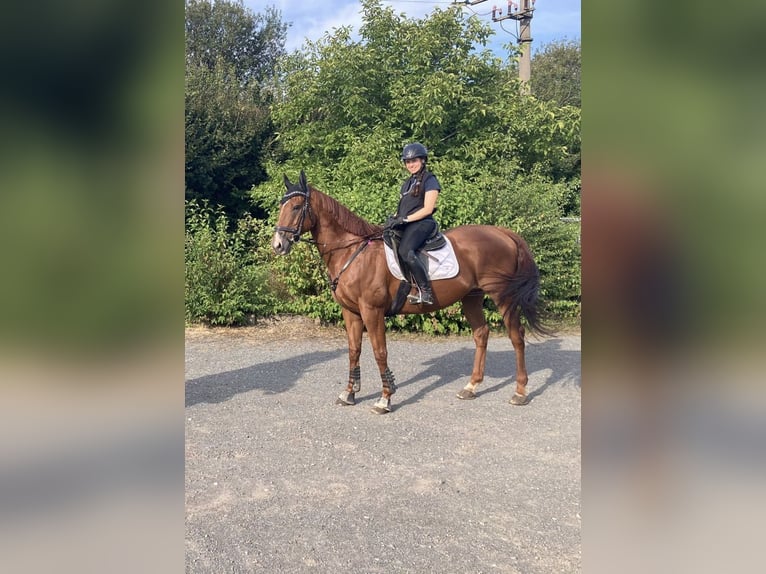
[287,2,366,51]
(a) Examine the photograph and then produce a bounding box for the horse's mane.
[310,186,383,237]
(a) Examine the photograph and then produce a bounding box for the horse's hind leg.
[457,292,490,400]
[336,308,363,406]
[504,307,529,405]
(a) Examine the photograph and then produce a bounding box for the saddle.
[382,225,458,316]
[382,224,446,252]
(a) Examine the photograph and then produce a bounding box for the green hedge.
[185,200,280,325]
[185,172,580,331]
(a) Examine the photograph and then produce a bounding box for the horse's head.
[272,170,314,255]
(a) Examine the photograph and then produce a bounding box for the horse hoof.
[509,392,528,406]
[456,389,476,400]
[336,391,355,406]
[370,397,391,414]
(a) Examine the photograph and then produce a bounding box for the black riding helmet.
[401,142,428,162]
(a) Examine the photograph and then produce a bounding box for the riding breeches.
[397,218,436,264]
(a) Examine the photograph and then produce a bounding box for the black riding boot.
[405,253,434,305]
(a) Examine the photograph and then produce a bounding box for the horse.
[272,170,547,414]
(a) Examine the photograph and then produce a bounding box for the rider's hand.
[384,215,406,230]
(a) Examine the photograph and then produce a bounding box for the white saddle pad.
[384,236,459,281]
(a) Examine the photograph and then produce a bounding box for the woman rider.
[384,142,440,305]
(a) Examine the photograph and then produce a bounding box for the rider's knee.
[403,250,419,265]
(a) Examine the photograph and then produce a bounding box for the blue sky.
[242,0,580,57]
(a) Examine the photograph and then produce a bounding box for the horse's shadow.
[185,338,579,410]
[185,349,345,407]
[357,338,580,407]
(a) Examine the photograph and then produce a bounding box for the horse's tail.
[496,229,551,337]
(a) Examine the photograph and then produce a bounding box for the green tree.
[529,39,581,196]
[185,0,287,87]
[263,1,579,187]
[185,0,287,221]
[269,0,502,167]
[531,39,581,108]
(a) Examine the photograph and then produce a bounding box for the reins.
[326,238,372,292]
[302,232,384,291]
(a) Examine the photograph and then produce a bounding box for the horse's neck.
[308,192,370,269]
[311,212,359,258]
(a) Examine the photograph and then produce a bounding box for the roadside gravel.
[185,318,581,573]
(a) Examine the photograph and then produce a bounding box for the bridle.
[275,185,314,243]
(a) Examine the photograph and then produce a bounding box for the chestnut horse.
[272,171,546,414]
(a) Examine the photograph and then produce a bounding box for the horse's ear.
[299,170,307,191]
[283,174,291,188]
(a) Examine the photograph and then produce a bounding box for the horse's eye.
[291,204,301,212]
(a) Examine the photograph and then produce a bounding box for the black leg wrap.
[349,366,361,393]
[381,368,397,394]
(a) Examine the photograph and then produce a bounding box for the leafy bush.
[475,170,581,317]
[185,200,278,325]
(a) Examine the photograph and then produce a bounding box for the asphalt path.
[185,327,581,573]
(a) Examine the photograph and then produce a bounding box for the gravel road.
[185,322,580,573]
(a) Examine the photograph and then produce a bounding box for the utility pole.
[459,0,536,92]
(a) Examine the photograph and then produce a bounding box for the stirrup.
[407,286,433,305]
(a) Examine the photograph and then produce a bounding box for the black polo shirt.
[397,172,441,218]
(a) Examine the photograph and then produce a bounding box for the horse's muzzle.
[272,231,293,255]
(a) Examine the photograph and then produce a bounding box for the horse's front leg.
[336,307,364,406]
[360,306,396,414]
